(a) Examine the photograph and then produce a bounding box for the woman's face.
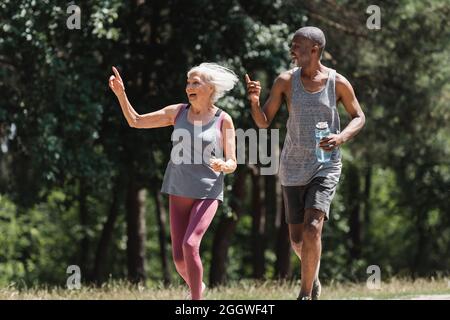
[186,73,214,103]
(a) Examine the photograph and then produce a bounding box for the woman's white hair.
[187,63,238,103]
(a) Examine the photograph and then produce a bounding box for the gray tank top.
[161,104,225,201]
[279,67,342,186]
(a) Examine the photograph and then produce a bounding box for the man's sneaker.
[299,296,312,300]
[296,278,321,300]
[312,278,322,300]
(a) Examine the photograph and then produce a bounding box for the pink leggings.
[169,194,219,300]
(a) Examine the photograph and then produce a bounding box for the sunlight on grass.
[0,278,449,300]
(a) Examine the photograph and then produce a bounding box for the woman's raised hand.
[109,66,125,97]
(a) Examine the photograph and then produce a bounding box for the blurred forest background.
[0,0,449,288]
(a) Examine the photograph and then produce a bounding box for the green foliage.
[0,0,449,287]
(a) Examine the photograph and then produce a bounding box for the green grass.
[1,278,449,300]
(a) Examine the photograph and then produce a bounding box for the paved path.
[407,294,450,300]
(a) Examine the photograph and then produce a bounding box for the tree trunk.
[126,175,147,284]
[251,166,266,279]
[209,168,247,286]
[274,180,291,279]
[79,178,90,277]
[363,164,372,242]
[412,167,427,278]
[413,211,427,278]
[347,164,362,260]
[92,176,122,284]
[154,189,171,286]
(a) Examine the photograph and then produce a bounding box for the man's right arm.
[246,74,286,129]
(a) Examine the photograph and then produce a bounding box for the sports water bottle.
[315,122,332,163]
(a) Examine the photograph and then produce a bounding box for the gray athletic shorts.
[282,176,338,224]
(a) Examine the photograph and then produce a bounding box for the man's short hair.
[294,26,326,57]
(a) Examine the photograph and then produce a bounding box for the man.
[246,26,365,300]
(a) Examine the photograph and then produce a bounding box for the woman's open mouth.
[188,93,197,98]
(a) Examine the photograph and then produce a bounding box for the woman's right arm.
[109,66,183,128]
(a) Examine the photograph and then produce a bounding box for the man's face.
[290,35,317,67]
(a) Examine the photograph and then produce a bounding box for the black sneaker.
[312,278,321,300]
[297,278,321,300]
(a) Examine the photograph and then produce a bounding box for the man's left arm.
[319,74,366,151]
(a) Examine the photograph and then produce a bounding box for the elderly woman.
[109,63,238,300]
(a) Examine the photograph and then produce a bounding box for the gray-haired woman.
[109,63,238,299]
